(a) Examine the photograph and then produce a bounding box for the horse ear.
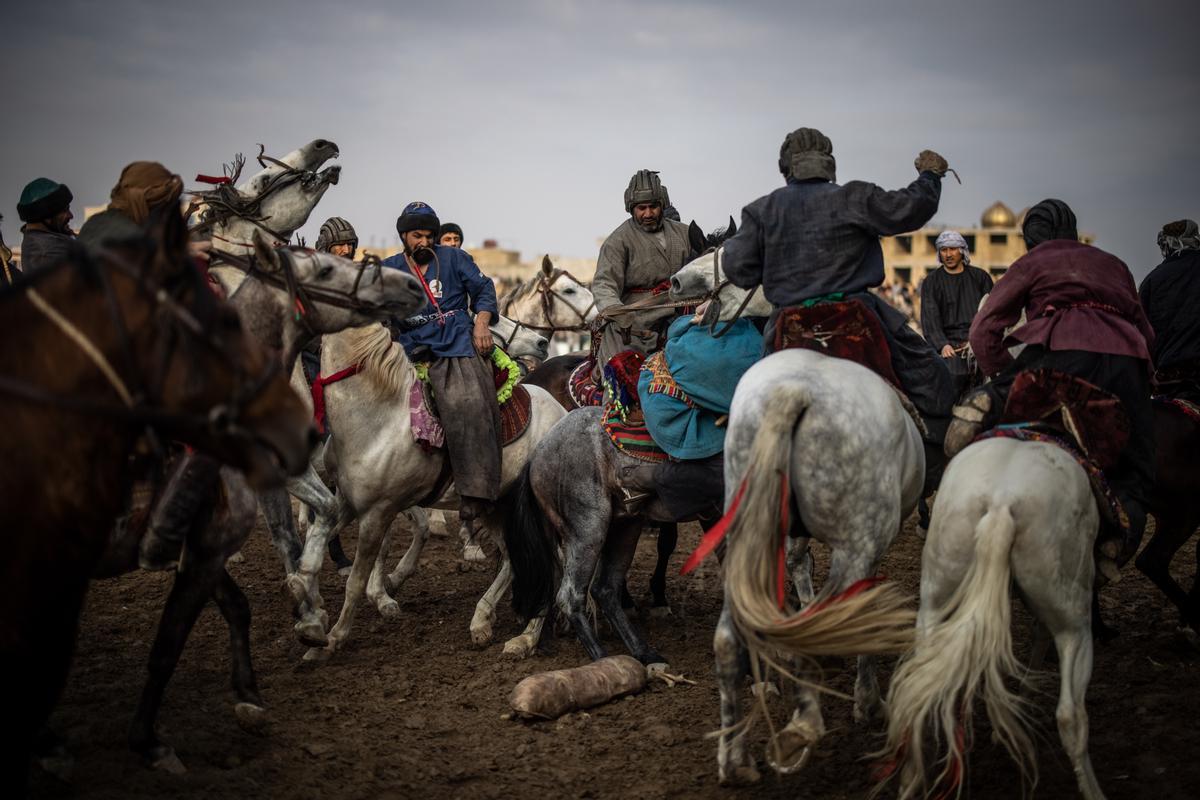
[687,220,707,256]
[252,229,281,269]
[541,254,554,277]
[726,215,737,237]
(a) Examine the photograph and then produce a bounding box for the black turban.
[1022,199,1077,249]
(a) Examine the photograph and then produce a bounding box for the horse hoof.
[462,544,486,563]
[149,746,187,775]
[471,624,494,647]
[302,646,333,663]
[226,550,245,565]
[294,617,328,648]
[502,636,534,658]
[719,764,762,786]
[337,566,352,578]
[377,599,401,620]
[234,702,268,734]
[648,604,673,619]
[767,744,813,776]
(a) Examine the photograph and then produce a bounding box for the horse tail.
[724,388,916,666]
[875,504,1036,799]
[503,462,559,620]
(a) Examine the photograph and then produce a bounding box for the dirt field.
[31,512,1200,799]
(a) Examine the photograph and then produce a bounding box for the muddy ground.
[31,512,1200,799]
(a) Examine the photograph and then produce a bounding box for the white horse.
[201,139,341,255]
[879,437,1104,800]
[670,252,926,784]
[285,324,567,661]
[499,255,596,357]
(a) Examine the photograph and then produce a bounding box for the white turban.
[935,230,970,264]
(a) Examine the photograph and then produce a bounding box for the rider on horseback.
[721,127,957,445]
[1139,218,1200,401]
[382,202,502,537]
[950,199,1156,582]
[591,170,692,382]
[15,177,76,276]
[302,217,359,385]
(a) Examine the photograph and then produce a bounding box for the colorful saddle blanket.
[410,356,533,452]
[598,350,669,463]
[568,357,604,408]
[974,426,1130,536]
[772,301,900,388]
[1001,368,1130,470]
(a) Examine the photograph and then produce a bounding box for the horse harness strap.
[27,288,135,406]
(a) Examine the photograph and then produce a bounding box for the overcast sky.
[4,0,1196,278]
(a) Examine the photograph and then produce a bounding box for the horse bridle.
[0,245,281,447]
[697,246,758,339]
[513,268,596,335]
[489,315,544,356]
[214,248,391,338]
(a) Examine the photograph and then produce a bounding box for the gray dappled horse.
[669,250,925,784]
[879,437,1105,800]
[503,248,774,668]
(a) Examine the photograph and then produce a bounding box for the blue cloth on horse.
[382,245,498,359]
[638,316,763,460]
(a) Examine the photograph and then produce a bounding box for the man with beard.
[591,170,692,380]
[15,177,76,275]
[722,128,957,441]
[314,216,358,260]
[920,230,994,396]
[1139,219,1200,400]
[955,199,1155,581]
[383,202,501,536]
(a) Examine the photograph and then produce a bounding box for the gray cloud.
[3,0,1196,277]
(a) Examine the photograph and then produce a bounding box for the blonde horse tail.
[875,504,1037,799]
[723,388,916,677]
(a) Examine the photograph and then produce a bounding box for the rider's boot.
[618,461,660,515]
[1096,496,1147,585]
[140,453,221,571]
[944,388,995,458]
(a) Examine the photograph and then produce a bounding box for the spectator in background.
[920,230,993,395]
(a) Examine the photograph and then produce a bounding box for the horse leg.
[288,495,354,643]
[309,505,391,660]
[1053,625,1104,800]
[714,600,759,785]
[383,509,432,595]
[258,488,301,575]
[591,520,665,665]
[365,525,400,620]
[327,534,352,576]
[211,568,268,734]
[471,533,511,646]
[786,537,814,605]
[1136,510,1200,629]
[1090,588,1119,643]
[557,524,608,662]
[128,549,225,773]
[648,522,678,615]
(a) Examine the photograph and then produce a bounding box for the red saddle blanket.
[568,357,604,408]
[1000,368,1129,470]
[411,366,533,451]
[974,426,1129,536]
[772,302,901,389]
[602,405,669,464]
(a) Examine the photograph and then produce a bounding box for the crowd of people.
[3,125,1198,587]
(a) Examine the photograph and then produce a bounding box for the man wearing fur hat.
[16,177,76,275]
[920,230,994,395]
[591,170,692,380]
[722,128,957,439]
[383,201,501,535]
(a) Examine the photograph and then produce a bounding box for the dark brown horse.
[0,207,314,788]
[1136,400,1200,635]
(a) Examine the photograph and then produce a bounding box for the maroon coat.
[970,240,1154,376]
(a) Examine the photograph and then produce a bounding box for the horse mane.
[343,324,409,395]
[500,273,541,314]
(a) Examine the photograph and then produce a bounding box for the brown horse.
[0,207,314,788]
[1136,400,1200,636]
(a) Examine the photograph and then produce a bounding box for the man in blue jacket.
[384,202,501,531]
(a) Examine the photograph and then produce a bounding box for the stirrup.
[619,488,653,515]
[1095,554,1122,586]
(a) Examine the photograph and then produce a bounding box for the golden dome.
[981,201,1016,228]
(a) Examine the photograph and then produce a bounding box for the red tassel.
[801,575,885,618]
[194,174,233,185]
[310,363,363,434]
[680,477,747,575]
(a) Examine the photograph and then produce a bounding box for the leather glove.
[914,149,949,177]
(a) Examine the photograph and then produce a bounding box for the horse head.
[208,139,341,255]
[490,314,550,362]
[502,255,596,334]
[119,207,315,487]
[669,246,771,323]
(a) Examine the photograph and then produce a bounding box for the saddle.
[772,301,901,388]
[568,357,604,408]
[410,356,533,452]
[1153,361,1200,404]
[598,350,669,464]
[1000,368,1130,470]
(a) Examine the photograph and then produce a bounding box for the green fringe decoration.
[492,347,521,405]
